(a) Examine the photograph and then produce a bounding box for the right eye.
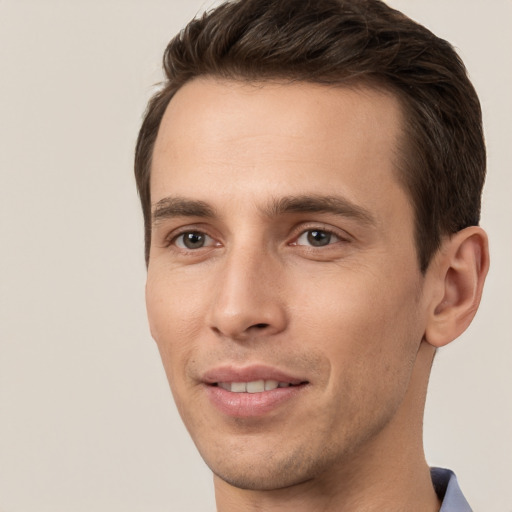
[174,231,216,250]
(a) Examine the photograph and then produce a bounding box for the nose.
[207,244,288,341]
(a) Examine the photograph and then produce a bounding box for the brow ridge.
[151,194,375,226]
[264,194,375,225]
[152,197,216,225]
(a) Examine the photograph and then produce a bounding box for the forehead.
[151,78,409,218]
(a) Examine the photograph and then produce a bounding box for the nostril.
[254,323,269,329]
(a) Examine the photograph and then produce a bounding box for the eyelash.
[163,228,216,249]
[175,232,216,250]
[292,227,347,248]
[163,225,349,252]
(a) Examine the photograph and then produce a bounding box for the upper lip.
[202,364,307,385]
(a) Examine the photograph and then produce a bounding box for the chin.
[211,462,313,491]
[201,440,340,492]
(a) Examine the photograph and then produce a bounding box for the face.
[146,78,430,490]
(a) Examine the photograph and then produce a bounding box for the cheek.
[291,264,423,390]
[145,272,206,384]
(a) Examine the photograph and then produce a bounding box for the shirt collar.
[431,467,473,512]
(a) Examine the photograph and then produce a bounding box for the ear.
[424,226,489,348]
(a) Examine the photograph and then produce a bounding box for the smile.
[201,365,309,417]
[216,380,298,393]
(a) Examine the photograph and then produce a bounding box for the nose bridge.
[208,238,287,339]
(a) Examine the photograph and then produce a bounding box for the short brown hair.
[135,0,485,271]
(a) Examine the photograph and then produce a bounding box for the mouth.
[202,367,309,418]
[214,380,305,393]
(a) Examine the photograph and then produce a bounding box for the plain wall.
[0,1,510,511]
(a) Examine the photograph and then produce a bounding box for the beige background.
[0,1,510,511]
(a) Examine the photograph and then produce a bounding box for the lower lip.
[204,384,306,418]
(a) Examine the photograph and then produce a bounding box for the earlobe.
[424,226,489,348]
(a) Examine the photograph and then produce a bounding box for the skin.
[146,78,489,511]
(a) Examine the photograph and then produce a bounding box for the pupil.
[307,230,331,246]
[184,232,204,249]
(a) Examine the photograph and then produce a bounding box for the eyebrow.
[151,194,375,226]
[264,194,376,226]
[152,197,216,225]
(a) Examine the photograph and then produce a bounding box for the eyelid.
[295,230,340,247]
[289,223,352,246]
[174,232,216,249]
[157,221,352,251]
[161,224,221,249]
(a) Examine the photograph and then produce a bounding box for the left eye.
[295,229,340,247]
[174,231,215,250]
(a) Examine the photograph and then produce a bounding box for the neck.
[214,341,441,512]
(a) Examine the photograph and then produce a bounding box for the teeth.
[264,380,279,391]
[231,382,247,393]
[218,380,292,393]
[246,380,265,393]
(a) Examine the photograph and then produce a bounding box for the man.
[135,0,489,510]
